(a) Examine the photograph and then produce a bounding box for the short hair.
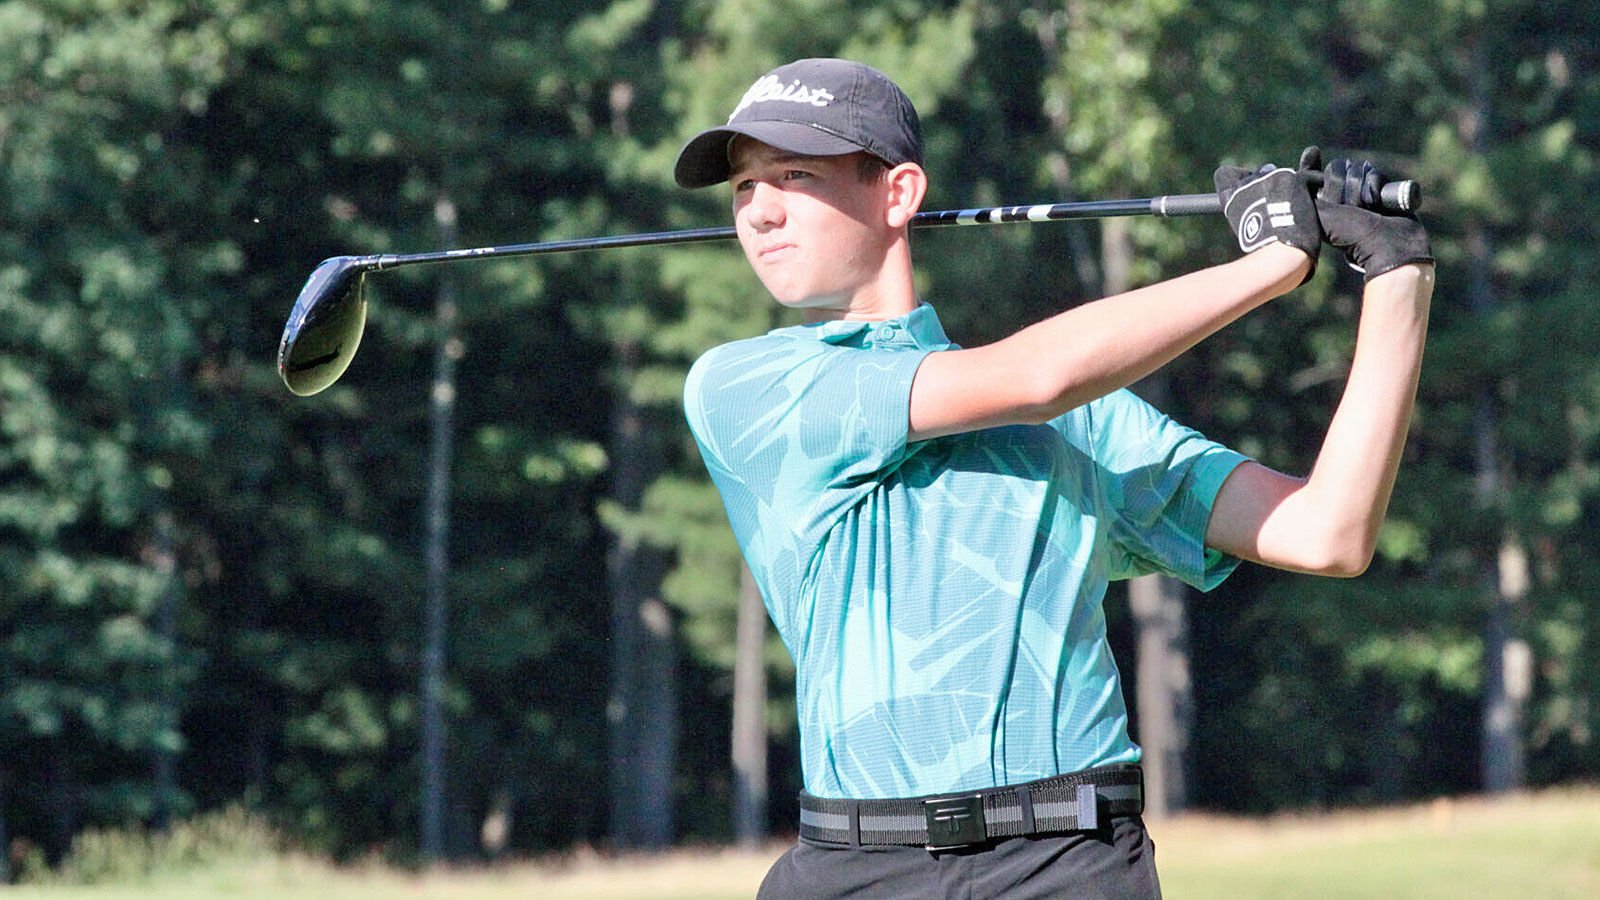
[856,154,890,183]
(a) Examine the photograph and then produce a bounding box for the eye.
[783,169,813,182]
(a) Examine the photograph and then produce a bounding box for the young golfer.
[676,58,1434,898]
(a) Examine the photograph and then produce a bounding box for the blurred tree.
[224,0,628,856]
[0,0,1596,869]
[1306,0,1600,799]
[1161,0,1600,809]
[0,0,242,859]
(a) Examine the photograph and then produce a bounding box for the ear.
[883,162,928,229]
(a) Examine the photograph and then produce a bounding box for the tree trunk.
[0,773,10,883]
[1483,537,1531,792]
[1033,8,1104,299]
[606,340,677,850]
[731,563,768,847]
[1130,573,1190,818]
[1462,30,1527,793]
[602,77,677,850]
[152,506,179,830]
[421,196,462,861]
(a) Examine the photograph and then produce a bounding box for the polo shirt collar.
[775,303,954,350]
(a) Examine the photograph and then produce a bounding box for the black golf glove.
[1214,146,1324,278]
[1317,156,1434,282]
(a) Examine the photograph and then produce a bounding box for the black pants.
[758,815,1160,899]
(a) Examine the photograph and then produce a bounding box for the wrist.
[1363,261,1435,307]
[1214,244,1312,301]
[1244,242,1315,291]
[1366,260,1433,290]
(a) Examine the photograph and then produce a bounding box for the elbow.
[1318,551,1374,579]
[1230,475,1389,577]
[1009,374,1074,425]
[1299,531,1377,578]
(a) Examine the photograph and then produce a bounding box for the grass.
[8,786,1597,899]
[1155,786,1600,899]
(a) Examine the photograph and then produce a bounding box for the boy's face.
[727,137,897,318]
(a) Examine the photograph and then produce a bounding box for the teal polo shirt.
[684,303,1247,800]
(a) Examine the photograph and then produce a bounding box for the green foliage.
[2,0,1598,868]
[20,805,282,886]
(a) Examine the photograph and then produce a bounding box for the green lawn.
[8,787,1597,899]
[1156,787,1600,899]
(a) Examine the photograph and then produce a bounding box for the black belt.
[798,763,1144,851]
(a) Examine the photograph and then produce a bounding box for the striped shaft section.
[949,204,1064,225]
[933,198,1160,227]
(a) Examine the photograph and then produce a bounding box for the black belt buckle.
[924,794,985,850]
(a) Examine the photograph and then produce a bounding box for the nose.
[742,180,785,231]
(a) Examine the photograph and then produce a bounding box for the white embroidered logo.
[728,75,836,123]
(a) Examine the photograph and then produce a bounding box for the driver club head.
[277,256,371,396]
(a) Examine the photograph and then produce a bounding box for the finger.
[1342,159,1364,206]
[1298,145,1323,172]
[1213,165,1255,193]
[1358,160,1384,208]
[1320,157,1349,202]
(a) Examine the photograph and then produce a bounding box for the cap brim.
[673,121,867,189]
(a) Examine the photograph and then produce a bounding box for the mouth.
[758,242,796,260]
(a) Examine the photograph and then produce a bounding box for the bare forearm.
[1015,246,1309,412]
[910,246,1309,439]
[1237,263,1435,574]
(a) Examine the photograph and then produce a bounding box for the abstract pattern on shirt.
[684,303,1247,799]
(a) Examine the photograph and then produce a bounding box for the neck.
[800,235,919,323]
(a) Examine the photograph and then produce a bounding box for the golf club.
[278,180,1420,396]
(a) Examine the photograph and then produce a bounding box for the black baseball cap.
[673,58,924,189]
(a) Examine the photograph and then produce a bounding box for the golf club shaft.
[278,179,1419,395]
[347,199,1162,273]
[340,183,1418,274]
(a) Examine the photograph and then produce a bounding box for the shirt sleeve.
[1075,389,1250,590]
[684,335,929,541]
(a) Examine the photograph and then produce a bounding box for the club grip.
[1154,179,1422,218]
[1379,179,1422,214]
[1154,192,1224,217]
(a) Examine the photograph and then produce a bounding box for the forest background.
[2,0,1597,874]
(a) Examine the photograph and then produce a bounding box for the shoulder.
[685,333,817,437]
[688,333,813,398]
[695,330,833,367]
[687,329,893,396]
